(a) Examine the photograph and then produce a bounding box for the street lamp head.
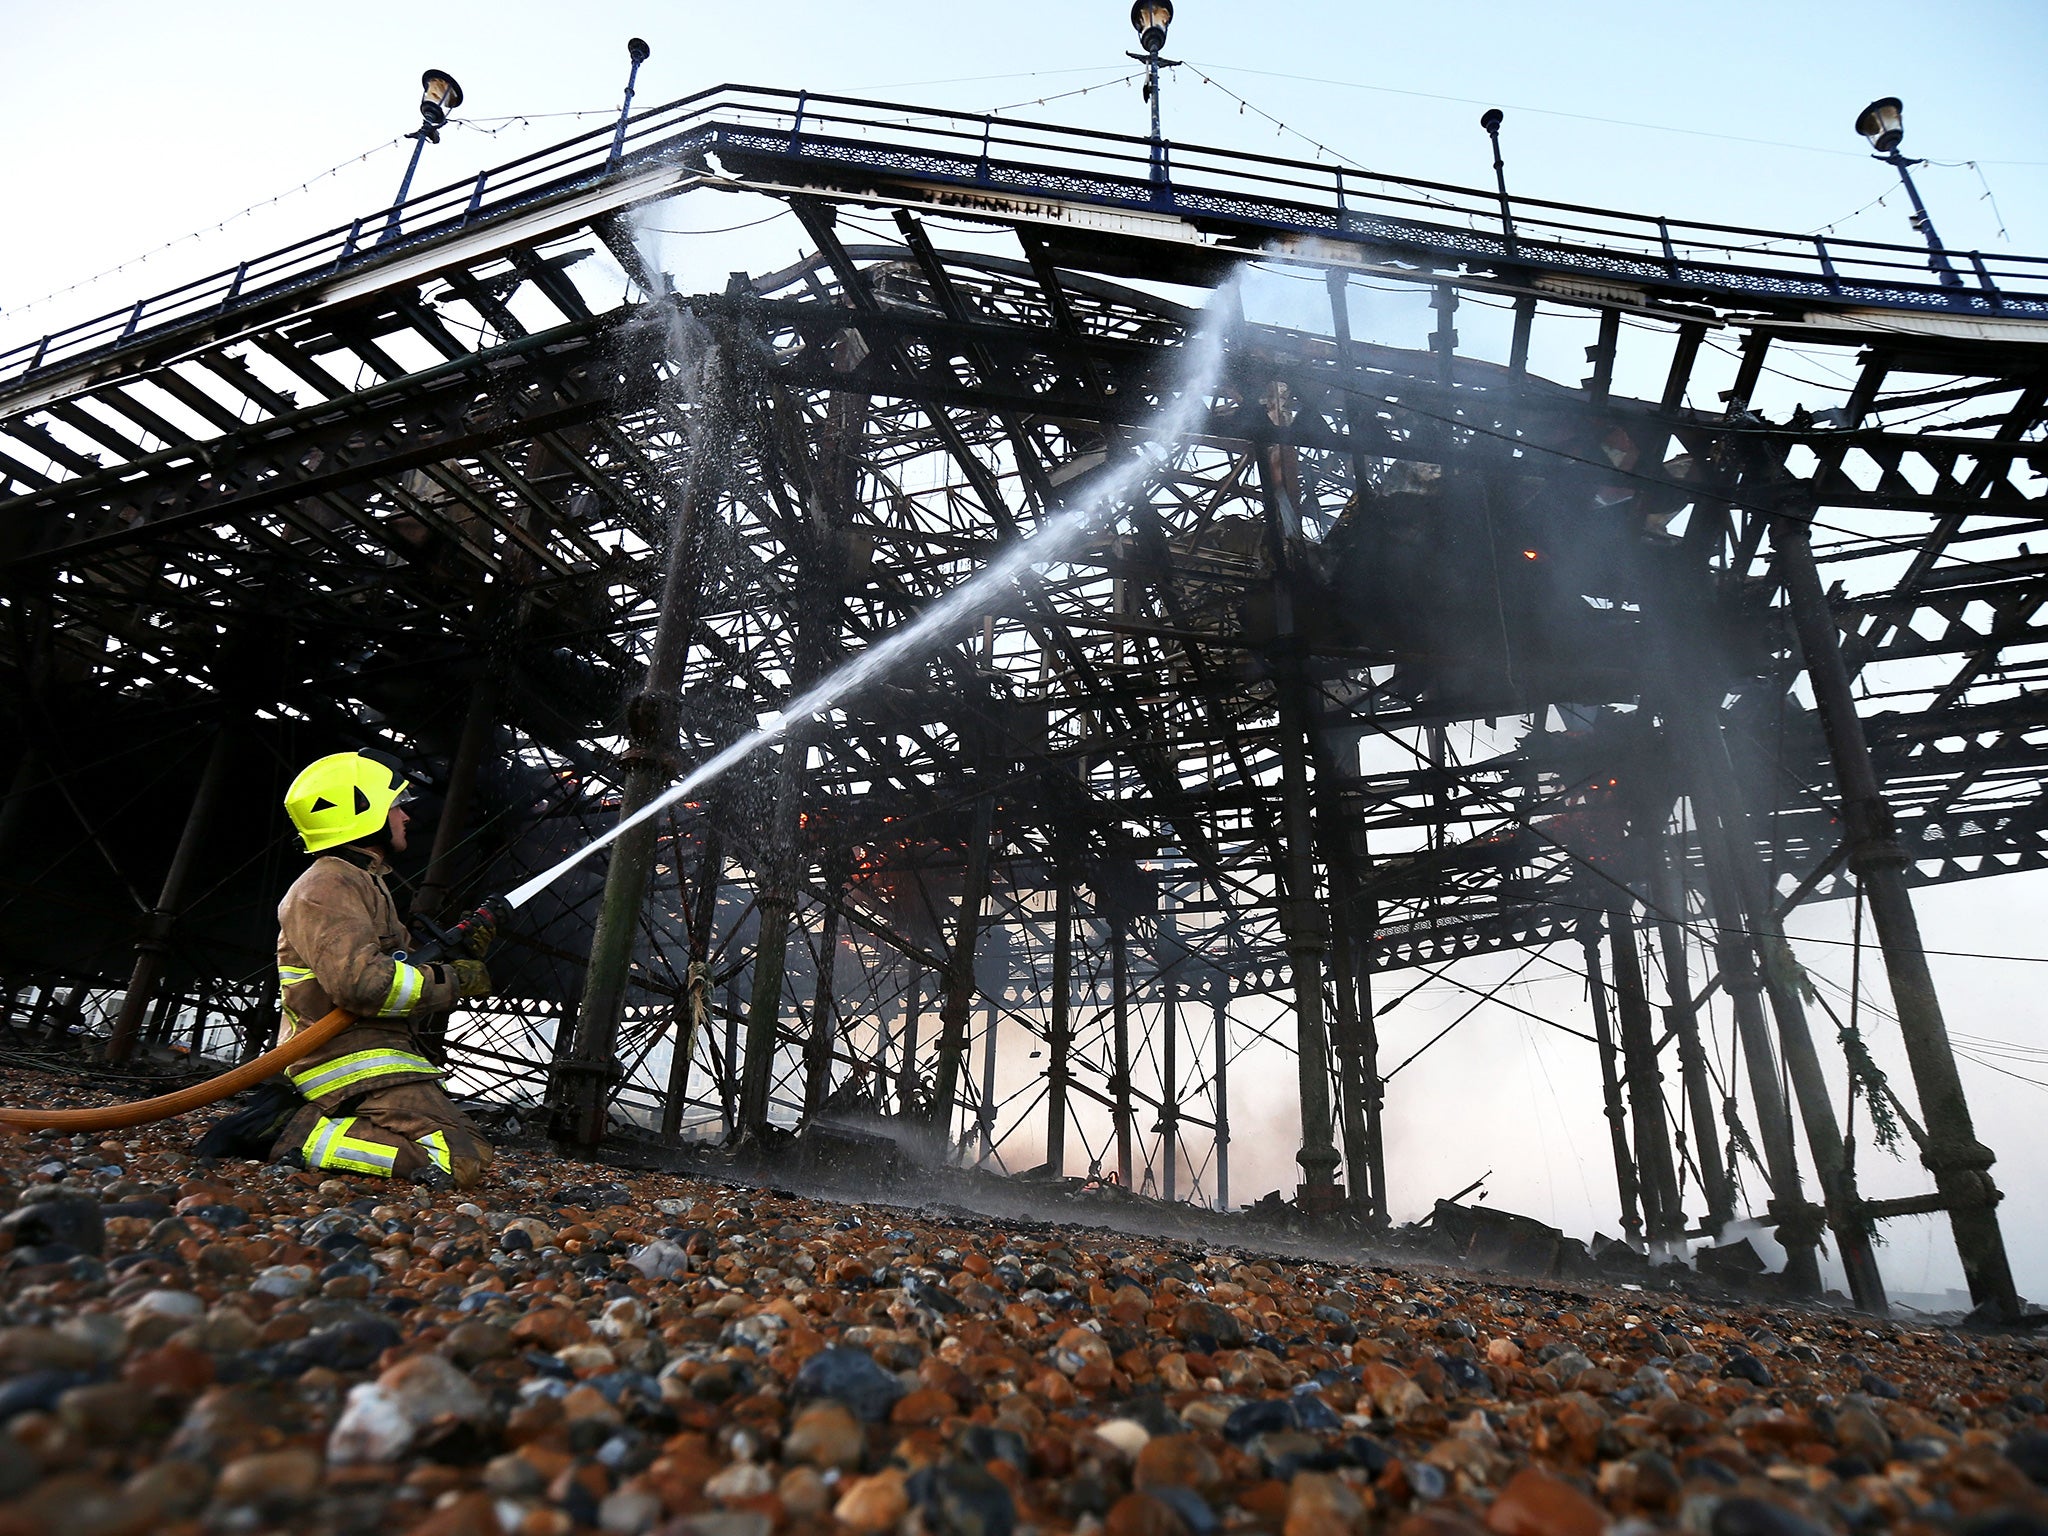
[384,67,465,239]
[1480,107,1504,136]
[1130,0,1174,55]
[1856,96,1905,153]
[418,69,465,134]
[627,37,651,65]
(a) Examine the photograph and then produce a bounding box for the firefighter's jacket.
[275,849,458,1111]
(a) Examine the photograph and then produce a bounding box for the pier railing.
[7,82,2045,392]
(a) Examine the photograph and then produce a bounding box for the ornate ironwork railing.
[7,82,2047,393]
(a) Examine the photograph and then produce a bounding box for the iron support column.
[663,821,721,1141]
[1321,825,1377,1213]
[931,793,995,1152]
[551,981,583,1125]
[185,987,210,1057]
[660,982,704,1143]
[1656,598,1823,1287]
[1683,672,1887,1306]
[977,993,999,1166]
[107,730,233,1065]
[1340,824,1389,1226]
[1278,707,1340,1193]
[1359,969,1387,1227]
[897,971,921,1115]
[1607,898,1685,1248]
[1212,977,1231,1210]
[721,979,741,1137]
[1776,517,2019,1315]
[738,731,809,1139]
[1688,777,1825,1293]
[1112,916,1134,1187]
[1649,828,1736,1231]
[0,749,37,863]
[1045,881,1073,1176]
[556,341,729,1150]
[1754,924,1889,1310]
[661,983,704,1143]
[1158,912,1179,1202]
[145,988,179,1047]
[414,675,498,921]
[1259,399,1339,1196]
[1583,919,1645,1248]
[801,861,846,1122]
[239,992,274,1062]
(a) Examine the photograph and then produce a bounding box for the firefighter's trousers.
[282,1080,493,1189]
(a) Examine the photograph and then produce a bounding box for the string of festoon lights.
[2,111,621,323]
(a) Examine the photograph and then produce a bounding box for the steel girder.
[0,94,2045,1217]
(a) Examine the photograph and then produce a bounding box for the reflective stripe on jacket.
[286,1047,443,1100]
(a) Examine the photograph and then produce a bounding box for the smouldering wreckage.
[1,79,2046,1317]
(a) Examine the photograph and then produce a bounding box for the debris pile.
[0,1068,2043,1535]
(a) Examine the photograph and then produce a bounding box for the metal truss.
[2,80,2045,1315]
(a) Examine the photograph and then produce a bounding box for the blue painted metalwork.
[5,83,2046,396]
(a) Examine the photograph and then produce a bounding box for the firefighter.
[273,748,495,1189]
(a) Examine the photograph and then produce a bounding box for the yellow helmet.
[284,749,412,853]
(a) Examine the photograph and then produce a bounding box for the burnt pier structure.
[3,83,2046,1315]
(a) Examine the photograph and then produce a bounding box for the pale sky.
[4,1,2046,1305]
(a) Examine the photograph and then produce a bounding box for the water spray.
[504,299,1233,912]
[0,283,1236,1135]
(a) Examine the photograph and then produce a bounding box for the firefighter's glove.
[448,958,493,1000]
[462,911,497,961]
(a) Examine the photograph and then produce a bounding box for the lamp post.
[1854,96,1962,289]
[608,38,652,169]
[1126,1,1178,191]
[380,69,465,245]
[1479,108,1517,256]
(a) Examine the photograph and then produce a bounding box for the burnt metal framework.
[2,84,2044,1314]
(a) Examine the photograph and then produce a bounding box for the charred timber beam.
[1854,383,2048,631]
[2,313,623,541]
[783,202,1231,891]
[4,386,622,574]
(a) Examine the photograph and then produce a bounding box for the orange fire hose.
[0,1007,356,1133]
